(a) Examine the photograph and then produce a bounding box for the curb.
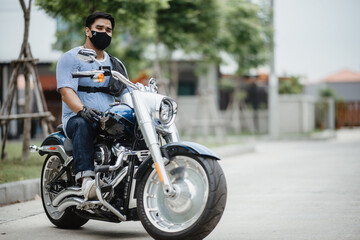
[0,144,255,206]
[0,178,40,206]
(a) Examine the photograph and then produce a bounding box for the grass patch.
[0,141,44,184]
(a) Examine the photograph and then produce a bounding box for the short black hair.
[85,12,115,29]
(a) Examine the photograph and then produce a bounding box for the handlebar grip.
[71,72,94,78]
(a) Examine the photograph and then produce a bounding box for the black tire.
[137,155,227,240]
[41,154,89,229]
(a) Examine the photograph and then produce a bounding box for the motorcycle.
[30,49,227,240]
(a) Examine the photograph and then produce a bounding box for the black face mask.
[89,31,112,50]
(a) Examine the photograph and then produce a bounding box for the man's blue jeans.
[66,116,98,182]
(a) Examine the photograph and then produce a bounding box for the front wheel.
[137,155,227,240]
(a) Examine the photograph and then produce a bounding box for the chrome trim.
[52,187,82,207]
[64,156,73,167]
[124,150,150,162]
[154,97,178,128]
[95,173,127,221]
[148,78,158,93]
[120,92,134,108]
[110,166,128,188]
[128,179,137,209]
[128,167,138,209]
[111,71,139,90]
[57,197,84,212]
[57,197,102,212]
[162,125,180,143]
[132,90,175,196]
[142,156,209,233]
[29,145,38,152]
[29,144,72,167]
[109,146,125,171]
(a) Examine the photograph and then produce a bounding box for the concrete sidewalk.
[0,179,40,206]
[0,143,255,206]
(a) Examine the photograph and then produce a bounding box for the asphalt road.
[1,129,360,240]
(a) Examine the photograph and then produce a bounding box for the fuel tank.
[101,103,136,138]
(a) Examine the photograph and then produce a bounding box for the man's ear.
[85,27,92,38]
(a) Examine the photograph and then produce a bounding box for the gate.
[336,102,360,128]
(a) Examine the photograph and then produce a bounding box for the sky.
[275,0,360,82]
[0,0,61,62]
[0,0,359,83]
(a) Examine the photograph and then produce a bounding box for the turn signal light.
[97,73,105,83]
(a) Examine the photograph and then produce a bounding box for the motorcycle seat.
[64,138,73,156]
[56,124,73,156]
[56,124,64,132]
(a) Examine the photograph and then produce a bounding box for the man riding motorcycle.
[56,12,127,200]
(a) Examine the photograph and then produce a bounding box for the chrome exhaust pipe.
[52,166,128,208]
[52,187,82,207]
[57,197,84,212]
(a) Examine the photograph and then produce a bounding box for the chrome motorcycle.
[30,49,227,240]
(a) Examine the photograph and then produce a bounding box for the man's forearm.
[60,87,84,114]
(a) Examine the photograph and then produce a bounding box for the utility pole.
[268,0,279,138]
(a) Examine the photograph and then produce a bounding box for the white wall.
[278,95,316,133]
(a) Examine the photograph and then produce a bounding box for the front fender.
[135,141,220,180]
[162,141,220,160]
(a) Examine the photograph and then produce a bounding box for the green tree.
[155,0,219,52]
[278,76,303,94]
[153,0,220,95]
[36,0,272,90]
[220,0,272,75]
[36,0,220,94]
[36,0,169,77]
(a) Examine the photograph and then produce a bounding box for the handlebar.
[72,69,140,90]
[71,72,95,78]
[72,70,105,79]
[111,71,139,90]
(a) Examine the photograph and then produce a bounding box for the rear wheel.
[41,154,88,229]
[137,155,227,240]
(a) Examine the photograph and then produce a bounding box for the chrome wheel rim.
[42,155,65,220]
[143,156,209,233]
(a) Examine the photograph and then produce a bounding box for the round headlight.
[159,100,173,124]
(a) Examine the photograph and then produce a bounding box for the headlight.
[158,98,177,126]
[160,100,172,124]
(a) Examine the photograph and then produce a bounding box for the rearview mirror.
[77,49,97,63]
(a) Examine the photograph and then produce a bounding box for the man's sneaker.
[82,177,97,201]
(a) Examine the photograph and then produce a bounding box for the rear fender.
[41,131,66,147]
[134,141,220,181]
[38,132,73,166]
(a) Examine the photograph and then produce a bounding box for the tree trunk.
[21,0,32,161]
[22,65,32,161]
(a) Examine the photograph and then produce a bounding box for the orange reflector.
[49,147,56,150]
[155,162,164,183]
[98,73,105,83]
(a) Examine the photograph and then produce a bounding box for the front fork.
[131,91,176,197]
